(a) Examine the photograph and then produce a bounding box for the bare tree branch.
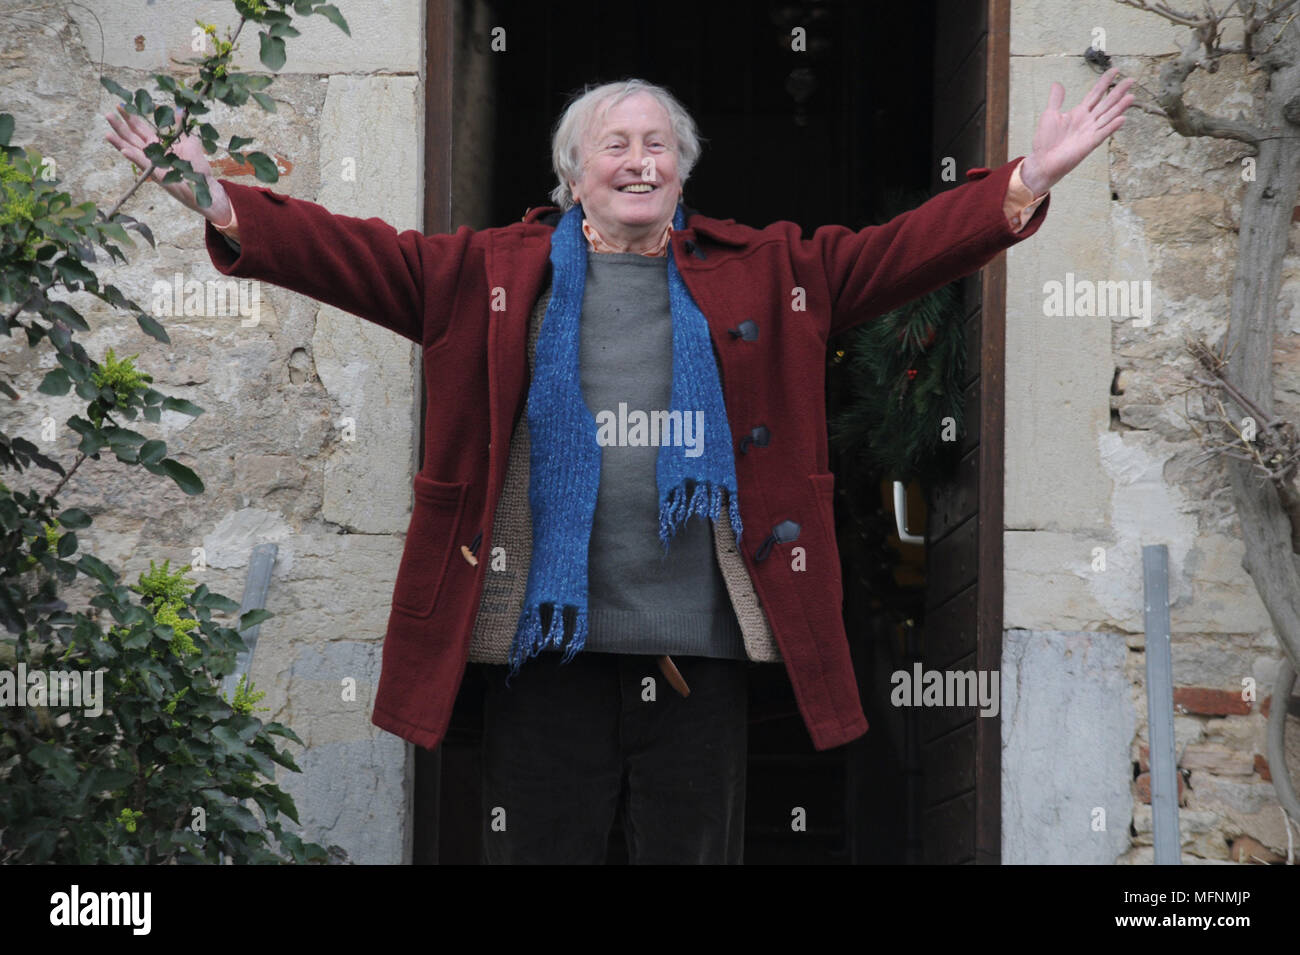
[1157,33,1269,142]
[1115,0,1214,28]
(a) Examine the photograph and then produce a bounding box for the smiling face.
[568,91,683,251]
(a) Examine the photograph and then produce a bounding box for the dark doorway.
[415,0,999,864]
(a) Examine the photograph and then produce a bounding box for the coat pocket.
[391,474,468,618]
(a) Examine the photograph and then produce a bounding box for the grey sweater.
[574,252,745,657]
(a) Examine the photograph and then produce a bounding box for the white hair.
[549,78,704,210]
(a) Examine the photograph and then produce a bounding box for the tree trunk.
[1223,36,1300,684]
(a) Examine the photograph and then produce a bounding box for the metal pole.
[218,541,278,864]
[220,542,278,701]
[1142,544,1180,864]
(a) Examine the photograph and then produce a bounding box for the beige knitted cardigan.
[466,283,781,664]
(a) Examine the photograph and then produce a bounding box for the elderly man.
[105,69,1133,864]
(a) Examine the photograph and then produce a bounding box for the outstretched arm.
[813,67,1134,339]
[104,104,450,344]
[200,179,442,345]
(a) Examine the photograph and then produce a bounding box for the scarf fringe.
[658,480,744,555]
[506,601,588,683]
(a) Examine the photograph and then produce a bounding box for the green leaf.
[133,88,154,117]
[56,530,78,557]
[30,744,79,788]
[271,787,300,824]
[55,507,92,529]
[0,113,13,146]
[54,257,96,287]
[42,300,89,332]
[138,439,167,465]
[231,716,262,743]
[126,219,155,248]
[316,5,351,35]
[222,803,261,832]
[120,627,151,650]
[97,768,137,793]
[228,134,254,151]
[246,747,278,781]
[38,367,72,395]
[245,151,280,183]
[211,725,243,752]
[250,92,276,113]
[239,608,273,629]
[105,427,147,451]
[160,458,204,495]
[93,283,127,315]
[76,553,119,587]
[49,226,83,249]
[25,830,58,864]
[97,221,132,246]
[99,76,133,102]
[161,396,203,417]
[259,33,286,71]
[135,310,170,344]
[277,829,306,860]
[194,591,241,614]
[268,746,302,773]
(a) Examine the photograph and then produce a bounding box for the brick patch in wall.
[1135,770,1187,805]
[1253,753,1271,781]
[1172,686,1252,716]
[210,154,295,179]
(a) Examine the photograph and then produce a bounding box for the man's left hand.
[1020,66,1135,196]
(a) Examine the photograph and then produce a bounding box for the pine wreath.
[827,187,968,489]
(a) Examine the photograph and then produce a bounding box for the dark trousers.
[480,651,749,864]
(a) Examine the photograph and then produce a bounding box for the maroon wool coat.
[205,155,1049,752]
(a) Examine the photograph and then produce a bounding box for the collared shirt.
[581,217,672,257]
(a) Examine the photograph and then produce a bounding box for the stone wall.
[1006,0,1300,862]
[0,1,428,863]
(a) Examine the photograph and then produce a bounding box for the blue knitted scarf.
[507,202,743,675]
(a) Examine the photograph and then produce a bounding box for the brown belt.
[657,654,690,697]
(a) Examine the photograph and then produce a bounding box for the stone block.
[1003,630,1135,864]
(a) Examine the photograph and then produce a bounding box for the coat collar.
[521,203,749,247]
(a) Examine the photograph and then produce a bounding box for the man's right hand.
[103,104,234,229]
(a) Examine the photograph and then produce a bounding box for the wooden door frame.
[414,0,456,865]
[976,0,1010,864]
